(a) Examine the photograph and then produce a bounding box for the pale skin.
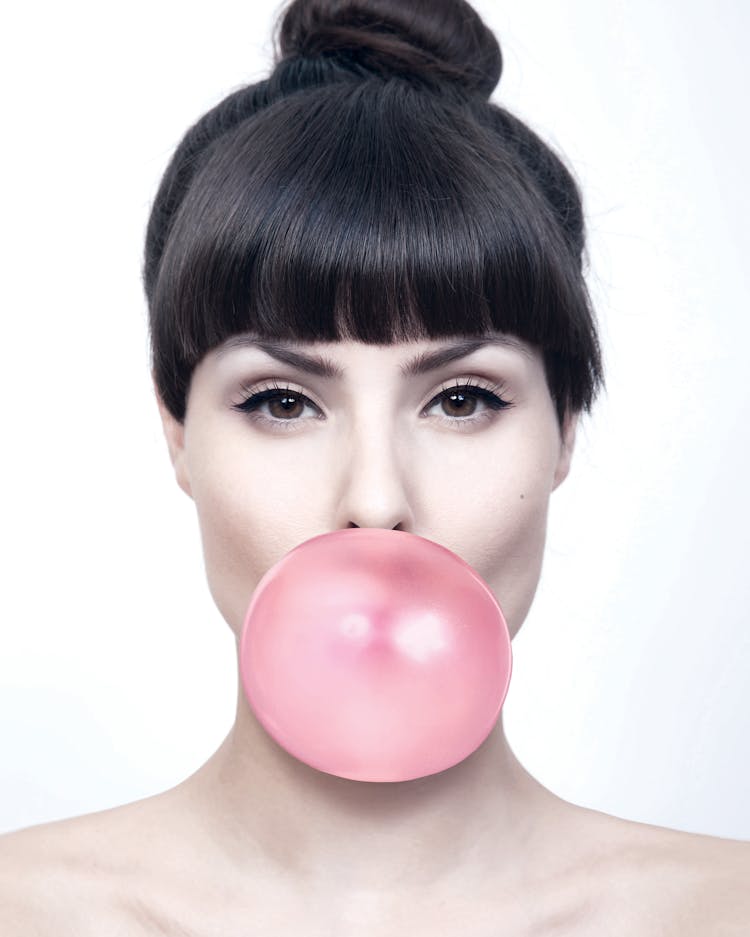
[1,331,748,936]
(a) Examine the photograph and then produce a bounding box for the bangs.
[153,78,584,351]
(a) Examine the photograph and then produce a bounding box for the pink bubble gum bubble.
[239,528,512,782]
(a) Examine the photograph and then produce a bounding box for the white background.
[1,0,748,839]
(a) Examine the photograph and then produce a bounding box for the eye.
[232,381,320,432]
[231,377,513,433]
[423,378,513,430]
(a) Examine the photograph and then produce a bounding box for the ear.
[152,373,193,499]
[551,409,579,492]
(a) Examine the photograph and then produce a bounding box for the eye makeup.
[231,375,514,434]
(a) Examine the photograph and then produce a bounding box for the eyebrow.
[215,335,532,379]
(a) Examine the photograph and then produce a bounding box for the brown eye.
[424,383,512,426]
[266,393,306,420]
[232,386,321,430]
[439,389,479,418]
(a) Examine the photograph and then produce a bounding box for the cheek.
[426,436,556,636]
[446,482,549,598]
[480,494,550,638]
[187,435,304,634]
[191,483,267,635]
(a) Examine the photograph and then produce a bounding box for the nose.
[333,416,415,533]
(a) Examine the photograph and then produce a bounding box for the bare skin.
[2,333,748,933]
[1,775,748,936]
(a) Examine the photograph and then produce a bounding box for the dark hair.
[144,0,605,430]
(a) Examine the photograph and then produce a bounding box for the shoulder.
[614,821,750,936]
[665,831,750,935]
[0,810,149,937]
[0,820,90,936]
[559,807,749,936]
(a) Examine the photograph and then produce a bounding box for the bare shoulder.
[661,828,750,935]
[608,816,750,936]
[0,804,159,936]
[0,819,94,936]
[552,806,749,936]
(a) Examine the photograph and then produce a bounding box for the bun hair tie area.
[273,0,503,97]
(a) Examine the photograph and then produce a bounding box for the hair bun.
[275,0,502,98]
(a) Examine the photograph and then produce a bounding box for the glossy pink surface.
[239,528,512,782]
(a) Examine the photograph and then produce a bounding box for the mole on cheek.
[520,494,525,499]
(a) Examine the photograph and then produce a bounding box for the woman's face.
[155,332,577,640]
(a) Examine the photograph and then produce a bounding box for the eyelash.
[231,376,513,433]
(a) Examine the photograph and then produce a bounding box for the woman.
[2,0,748,933]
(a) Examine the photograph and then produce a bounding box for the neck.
[174,657,575,906]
